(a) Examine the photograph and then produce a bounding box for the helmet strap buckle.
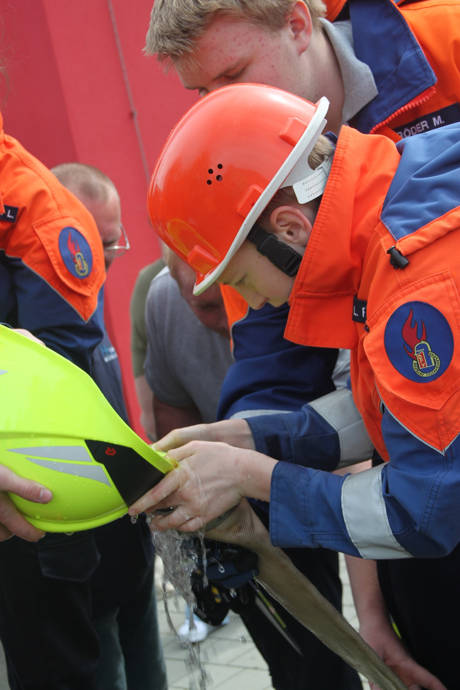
[247,225,302,277]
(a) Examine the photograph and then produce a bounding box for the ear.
[269,205,312,249]
[286,1,313,54]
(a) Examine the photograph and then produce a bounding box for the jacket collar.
[348,0,436,133]
[285,126,400,349]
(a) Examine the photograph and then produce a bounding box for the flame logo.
[402,310,426,359]
[67,231,80,259]
[67,230,89,277]
[401,309,440,377]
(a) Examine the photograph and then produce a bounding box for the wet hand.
[129,441,261,532]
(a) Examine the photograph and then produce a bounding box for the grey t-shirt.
[144,268,233,423]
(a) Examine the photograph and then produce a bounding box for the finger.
[0,524,12,541]
[395,660,447,690]
[165,443,199,463]
[13,329,46,347]
[150,506,205,533]
[0,466,52,503]
[128,467,182,515]
[154,427,200,452]
[0,494,46,542]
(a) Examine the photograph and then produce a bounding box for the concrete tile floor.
[0,554,370,689]
[158,554,371,690]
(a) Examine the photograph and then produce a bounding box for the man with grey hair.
[51,162,167,690]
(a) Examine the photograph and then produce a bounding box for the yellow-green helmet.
[0,326,175,532]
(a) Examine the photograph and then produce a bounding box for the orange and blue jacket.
[219,0,460,423]
[0,113,105,372]
[249,123,460,560]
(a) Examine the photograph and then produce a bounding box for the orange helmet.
[148,83,329,294]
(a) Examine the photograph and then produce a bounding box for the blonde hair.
[145,0,326,60]
[259,134,334,220]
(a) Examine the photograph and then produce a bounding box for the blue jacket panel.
[218,303,338,420]
[0,252,103,373]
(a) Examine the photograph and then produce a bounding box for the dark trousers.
[0,516,164,690]
[238,543,362,690]
[0,531,100,690]
[378,542,460,690]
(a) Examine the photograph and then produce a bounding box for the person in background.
[0,106,107,689]
[51,162,167,690]
[144,247,232,643]
[130,258,165,441]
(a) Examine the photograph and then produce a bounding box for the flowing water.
[151,526,210,689]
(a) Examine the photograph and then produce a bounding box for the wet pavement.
[158,553,370,690]
[0,554,370,689]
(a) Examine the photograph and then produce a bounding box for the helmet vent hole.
[206,163,224,186]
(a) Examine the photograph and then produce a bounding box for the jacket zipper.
[370,85,436,134]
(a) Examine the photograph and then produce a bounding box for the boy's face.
[174,13,313,100]
[219,241,296,309]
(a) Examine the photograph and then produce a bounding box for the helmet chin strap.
[247,151,333,277]
[247,224,302,277]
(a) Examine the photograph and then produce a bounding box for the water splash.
[152,526,210,689]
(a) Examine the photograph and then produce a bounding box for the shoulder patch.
[58,227,93,279]
[384,301,453,383]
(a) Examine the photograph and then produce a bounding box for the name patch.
[384,301,453,382]
[395,103,460,139]
[352,297,367,323]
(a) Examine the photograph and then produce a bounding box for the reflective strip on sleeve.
[230,409,292,419]
[341,466,411,559]
[308,388,374,467]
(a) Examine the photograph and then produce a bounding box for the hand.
[129,441,276,532]
[13,328,45,346]
[154,418,255,453]
[205,499,270,552]
[360,615,447,690]
[0,465,52,541]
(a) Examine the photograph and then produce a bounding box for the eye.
[222,67,245,84]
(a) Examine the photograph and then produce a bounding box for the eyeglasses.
[104,224,131,257]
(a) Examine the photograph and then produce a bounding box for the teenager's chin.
[268,299,287,308]
[253,299,268,310]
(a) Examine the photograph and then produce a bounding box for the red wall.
[1,0,196,437]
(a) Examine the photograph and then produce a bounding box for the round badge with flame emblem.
[384,301,453,383]
[59,227,93,279]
